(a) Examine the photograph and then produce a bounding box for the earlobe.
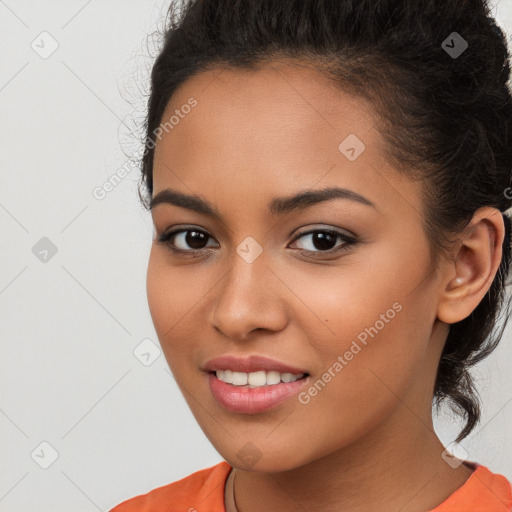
[437,207,504,325]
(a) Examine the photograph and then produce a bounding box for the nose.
[211,251,288,341]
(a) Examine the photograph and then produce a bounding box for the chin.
[226,454,299,473]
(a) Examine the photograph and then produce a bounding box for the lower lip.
[207,372,310,414]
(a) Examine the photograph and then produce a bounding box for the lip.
[207,372,311,414]
[203,355,308,374]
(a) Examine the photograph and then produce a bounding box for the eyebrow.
[150,186,377,218]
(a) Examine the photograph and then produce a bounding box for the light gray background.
[1,1,511,510]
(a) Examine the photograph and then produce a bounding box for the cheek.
[292,260,429,408]
[291,307,427,460]
[304,239,430,361]
[288,260,406,354]
[146,252,190,369]
[146,250,199,336]
[146,250,212,373]
[146,253,171,333]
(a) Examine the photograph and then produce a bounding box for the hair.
[137,0,512,442]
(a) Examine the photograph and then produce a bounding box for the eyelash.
[156,226,357,258]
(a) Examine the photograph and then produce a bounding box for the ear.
[437,207,505,325]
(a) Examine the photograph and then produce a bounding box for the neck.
[227,408,473,512]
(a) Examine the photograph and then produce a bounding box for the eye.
[157,227,218,253]
[157,226,357,257]
[289,228,357,256]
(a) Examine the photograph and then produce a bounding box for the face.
[147,60,448,472]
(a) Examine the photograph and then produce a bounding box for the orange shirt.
[109,460,512,512]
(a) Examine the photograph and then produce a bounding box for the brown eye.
[290,229,357,256]
[157,226,357,258]
[158,228,219,253]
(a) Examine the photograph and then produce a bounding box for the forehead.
[154,60,377,174]
[158,59,378,147]
[152,60,425,222]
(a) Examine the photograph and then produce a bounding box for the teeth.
[266,371,281,385]
[215,370,305,387]
[247,370,266,386]
[232,371,248,385]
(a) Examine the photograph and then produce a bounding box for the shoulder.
[108,461,232,512]
[469,464,512,510]
[431,462,512,512]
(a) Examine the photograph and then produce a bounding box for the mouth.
[203,354,311,413]
[206,369,311,414]
[209,369,310,388]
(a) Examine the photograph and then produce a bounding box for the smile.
[207,371,310,414]
[214,369,305,388]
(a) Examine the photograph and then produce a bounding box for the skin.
[146,59,505,512]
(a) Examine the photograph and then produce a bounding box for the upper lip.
[203,355,308,374]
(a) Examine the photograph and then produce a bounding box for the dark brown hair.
[138,0,512,442]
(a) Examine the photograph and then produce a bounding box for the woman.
[111,0,512,510]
